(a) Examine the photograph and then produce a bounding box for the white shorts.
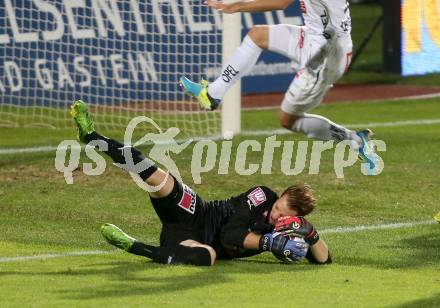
[268,24,353,115]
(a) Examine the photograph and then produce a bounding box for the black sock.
[128,242,175,264]
[84,131,157,181]
[128,241,158,259]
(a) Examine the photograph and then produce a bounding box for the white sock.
[208,35,262,100]
[292,113,361,144]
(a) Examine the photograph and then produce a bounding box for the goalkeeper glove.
[259,231,308,262]
[275,216,320,246]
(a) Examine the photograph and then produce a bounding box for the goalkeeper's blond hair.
[281,184,316,216]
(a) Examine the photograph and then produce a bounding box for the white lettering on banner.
[4,61,23,92]
[92,0,125,38]
[90,55,107,86]
[0,33,10,44]
[152,0,185,34]
[130,0,146,35]
[110,54,130,85]
[1,53,158,93]
[0,1,301,45]
[137,53,158,82]
[127,53,139,82]
[243,13,254,29]
[35,59,54,89]
[33,0,64,41]
[5,0,39,43]
[57,57,75,89]
[264,11,275,25]
[212,8,222,30]
[64,0,96,39]
[183,0,212,32]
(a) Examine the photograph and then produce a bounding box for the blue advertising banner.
[0,0,301,106]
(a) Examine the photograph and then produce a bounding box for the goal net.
[0,0,230,138]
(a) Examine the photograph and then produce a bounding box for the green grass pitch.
[1,98,439,307]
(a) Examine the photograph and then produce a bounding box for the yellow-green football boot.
[70,100,95,143]
[434,212,440,223]
[101,223,136,251]
[179,76,221,111]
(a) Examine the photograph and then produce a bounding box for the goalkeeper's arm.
[308,239,331,264]
[243,232,262,249]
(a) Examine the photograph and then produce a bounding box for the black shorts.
[150,177,208,247]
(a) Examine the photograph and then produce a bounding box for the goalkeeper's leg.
[70,99,174,198]
[101,223,215,266]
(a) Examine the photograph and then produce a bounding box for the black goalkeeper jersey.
[151,180,279,259]
[204,186,278,259]
[152,180,327,263]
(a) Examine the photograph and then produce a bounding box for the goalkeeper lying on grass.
[70,100,332,266]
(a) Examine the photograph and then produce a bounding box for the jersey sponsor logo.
[178,184,196,214]
[247,187,267,209]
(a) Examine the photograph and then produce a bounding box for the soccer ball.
[272,234,309,263]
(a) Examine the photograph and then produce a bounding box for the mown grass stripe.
[1,219,436,263]
[2,118,440,155]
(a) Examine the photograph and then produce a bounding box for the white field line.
[320,219,437,234]
[0,250,114,263]
[0,219,437,263]
[0,145,60,154]
[2,118,440,155]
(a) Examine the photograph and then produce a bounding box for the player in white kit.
[181,0,375,167]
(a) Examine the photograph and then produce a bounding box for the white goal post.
[221,5,241,137]
[0,0,241,138]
